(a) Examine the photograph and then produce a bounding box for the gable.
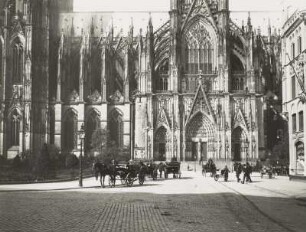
[233,108,249,131]
[187,82,215,123]
[182,0,218,33]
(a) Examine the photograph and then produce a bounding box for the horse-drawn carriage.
[93,161,147,187]
[260,166,275,179]
[202,159,217,177]
[164,161,181,179]
[125,161,146,186]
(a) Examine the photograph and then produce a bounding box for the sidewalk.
[0,177,98,192]
[0,171,306,202]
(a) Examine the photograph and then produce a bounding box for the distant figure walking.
[222,165,229,182]
[235,163,242,183]
[242,162,252,184]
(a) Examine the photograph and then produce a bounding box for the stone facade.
[281,9,306,176]
[0,0,278,165]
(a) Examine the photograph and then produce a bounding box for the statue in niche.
[87,90,101,103]
[110,90,124,104]
[68,90,79,102]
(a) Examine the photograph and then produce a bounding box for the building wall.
[0,0,279,167]
[282,10,306,176]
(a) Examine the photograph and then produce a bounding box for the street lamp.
[78,123,85,187]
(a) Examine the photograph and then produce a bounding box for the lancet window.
[63,110,78,151]
[156,60,169,92]
[9,110,21,147]
[12,41,24,84]
[109,110,123,148]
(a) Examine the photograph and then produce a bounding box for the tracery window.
[185,41,213,74]
[156,60,169,91]
[231,54,245,91]
[184,24,214,75]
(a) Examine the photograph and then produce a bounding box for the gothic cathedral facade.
[0,0,272,165]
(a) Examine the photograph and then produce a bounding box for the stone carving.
[11,17,24,36]
[251,121,256,131]
[297,54,305,88]
[68,89,79,102]
[188,86,213,119]
[109,90,124,104]
[233,109,248,131]
[190,0,210,20]
[156,107,170,128]
[87,90,101,103]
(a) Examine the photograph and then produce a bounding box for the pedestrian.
[236,163,242,182]
[242,162,252,184]
[159,162,164,178]
[222,165,229,182]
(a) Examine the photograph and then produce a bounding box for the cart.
[125,162,146,187]
[164,161,181,179]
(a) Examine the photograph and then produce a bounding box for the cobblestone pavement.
[0,172,306,232]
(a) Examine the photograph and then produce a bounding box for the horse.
[92,162,117,188]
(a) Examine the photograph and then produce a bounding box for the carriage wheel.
[126,173,134,187]
[214,174,219,181]
[121,178,127,185]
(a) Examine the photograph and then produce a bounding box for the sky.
[74,0,306,33]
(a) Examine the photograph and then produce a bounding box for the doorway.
[201,142,207,161]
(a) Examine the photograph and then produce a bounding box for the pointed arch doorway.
[231,126,248,162]
[185,112,214,162]
[154,126,168,161]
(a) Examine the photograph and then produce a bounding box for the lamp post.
[78,123,85,187]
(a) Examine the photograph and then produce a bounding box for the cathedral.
[0,0,279,166]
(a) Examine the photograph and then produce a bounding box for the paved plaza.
[0,171,306,232]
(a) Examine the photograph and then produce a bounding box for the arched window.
[86,111,100,151]
[9,109,21,147]
[231,54,245,91]
[11,39,24,84]
[109,110,123,148]
[50,108,55,144]
[63,110,77,151]
[156,60,169,91]
[184,24,214,75]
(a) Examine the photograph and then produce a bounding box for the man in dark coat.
[235,163,242,182]
[242,162,252,184]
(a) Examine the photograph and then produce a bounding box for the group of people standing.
[202,159,253,183]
